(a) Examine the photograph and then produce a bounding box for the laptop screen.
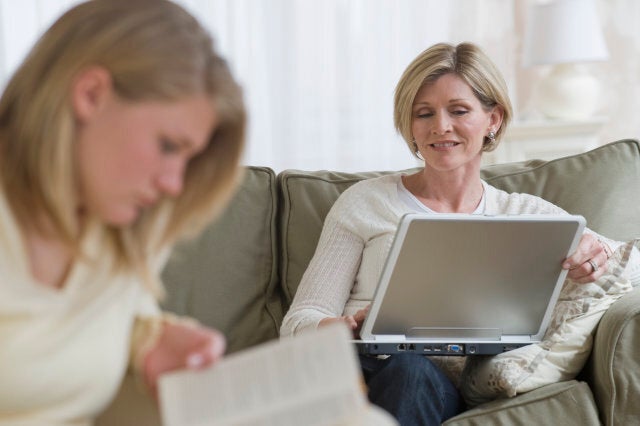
[361,213,585,344]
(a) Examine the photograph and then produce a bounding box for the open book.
[158,324,397,426]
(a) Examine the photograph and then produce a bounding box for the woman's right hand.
[319,305,370,338]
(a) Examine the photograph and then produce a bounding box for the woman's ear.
[489,106,504,132]
[71,66,113,123]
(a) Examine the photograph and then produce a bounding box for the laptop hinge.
[372,335,406,341]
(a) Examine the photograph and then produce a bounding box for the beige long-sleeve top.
[0,190,163,426]
[280,173,640,337]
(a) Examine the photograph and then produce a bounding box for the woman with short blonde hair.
[282,42,619,425]
[394,42,512,158]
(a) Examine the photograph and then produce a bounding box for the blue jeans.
[359,353,464,426]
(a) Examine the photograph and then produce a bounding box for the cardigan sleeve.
[280,198,366,337]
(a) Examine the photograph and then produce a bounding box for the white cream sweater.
[0,190,162,426]
[280,173,640,337]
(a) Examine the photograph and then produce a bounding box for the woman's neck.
[402,168,484,214]
[22,218,74,289]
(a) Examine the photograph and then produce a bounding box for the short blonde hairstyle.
[394,42,512,158]
[0,0,245,295]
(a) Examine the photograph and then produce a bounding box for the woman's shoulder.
[334,173,403,205]
[484,182,567,215]
[325,173,405,226]
[346,173,403,191]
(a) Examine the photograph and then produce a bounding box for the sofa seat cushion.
[443,380,599,426]
[161,167,282,353]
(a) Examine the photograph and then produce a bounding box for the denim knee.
[364,353,463,426]
[383,353,445,393]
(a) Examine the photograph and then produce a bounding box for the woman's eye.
[452,110,468,116]
[416,112,433,118]
[160,138,180,154]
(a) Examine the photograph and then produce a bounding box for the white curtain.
[177,0,457,172]
[0,0,525,172]
[0,0,83,80]
[176,0,518,172]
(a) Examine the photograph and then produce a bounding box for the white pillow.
[460,240,638,407]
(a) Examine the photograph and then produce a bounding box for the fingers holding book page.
[158,323,398,426]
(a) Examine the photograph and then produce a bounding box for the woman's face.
[74,73,216,226]
[411,73,502,173]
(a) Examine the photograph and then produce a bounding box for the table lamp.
[522,0,609,120]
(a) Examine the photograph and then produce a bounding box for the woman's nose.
[157,161,185,198]
[432,113,452,135]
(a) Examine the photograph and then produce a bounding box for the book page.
[159,324,374,426]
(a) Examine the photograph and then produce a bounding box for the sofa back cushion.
[482,139,640,241]
[161,166,282,353]
[279,139,640,306]
[277,170,399,304]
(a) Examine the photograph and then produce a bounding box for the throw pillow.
[460,240,638,407]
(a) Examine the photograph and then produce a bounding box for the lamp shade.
[523,0,609,67]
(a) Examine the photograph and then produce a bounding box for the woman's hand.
[562,233,611,284]
[319,305,370,338]
[142,320,226,398]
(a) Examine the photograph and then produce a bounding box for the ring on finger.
[587,259,598,273]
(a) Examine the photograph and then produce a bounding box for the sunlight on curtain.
[0,0,83,84]
[0,0,517,172]
[176,0,454,171]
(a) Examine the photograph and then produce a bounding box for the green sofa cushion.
[482,139,640,241]
[278,170,400,304]
[161,166,282,353]
[278,139,640,306]
[443,380,599,426]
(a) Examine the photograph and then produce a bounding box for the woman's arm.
[280,208,366,337]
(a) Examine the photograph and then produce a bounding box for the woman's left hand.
[142,320,226,398]
[562,233,609,284]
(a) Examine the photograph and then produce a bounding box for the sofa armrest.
[588,287,640,426]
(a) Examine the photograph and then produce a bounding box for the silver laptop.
[356,213,585,356]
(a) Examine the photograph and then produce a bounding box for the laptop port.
[408,344,416,351]
[397,344,406,351]
[446,344,463,353]
[468,345,477,354]
[433,345,442,352]
[423,345,433,353]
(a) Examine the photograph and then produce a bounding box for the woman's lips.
[430,141,459,148]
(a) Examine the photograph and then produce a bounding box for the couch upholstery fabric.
[161,167,282,353]
[98,139,640,426]
[280,139,640,301]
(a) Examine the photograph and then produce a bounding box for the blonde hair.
[394,42,512,158]
[0,0,245,296]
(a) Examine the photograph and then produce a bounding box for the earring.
[486,130,496,144]
[412,140,424,161]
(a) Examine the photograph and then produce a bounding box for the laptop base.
[355,341,530,356]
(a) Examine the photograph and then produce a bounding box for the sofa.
[97,139,640,426]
